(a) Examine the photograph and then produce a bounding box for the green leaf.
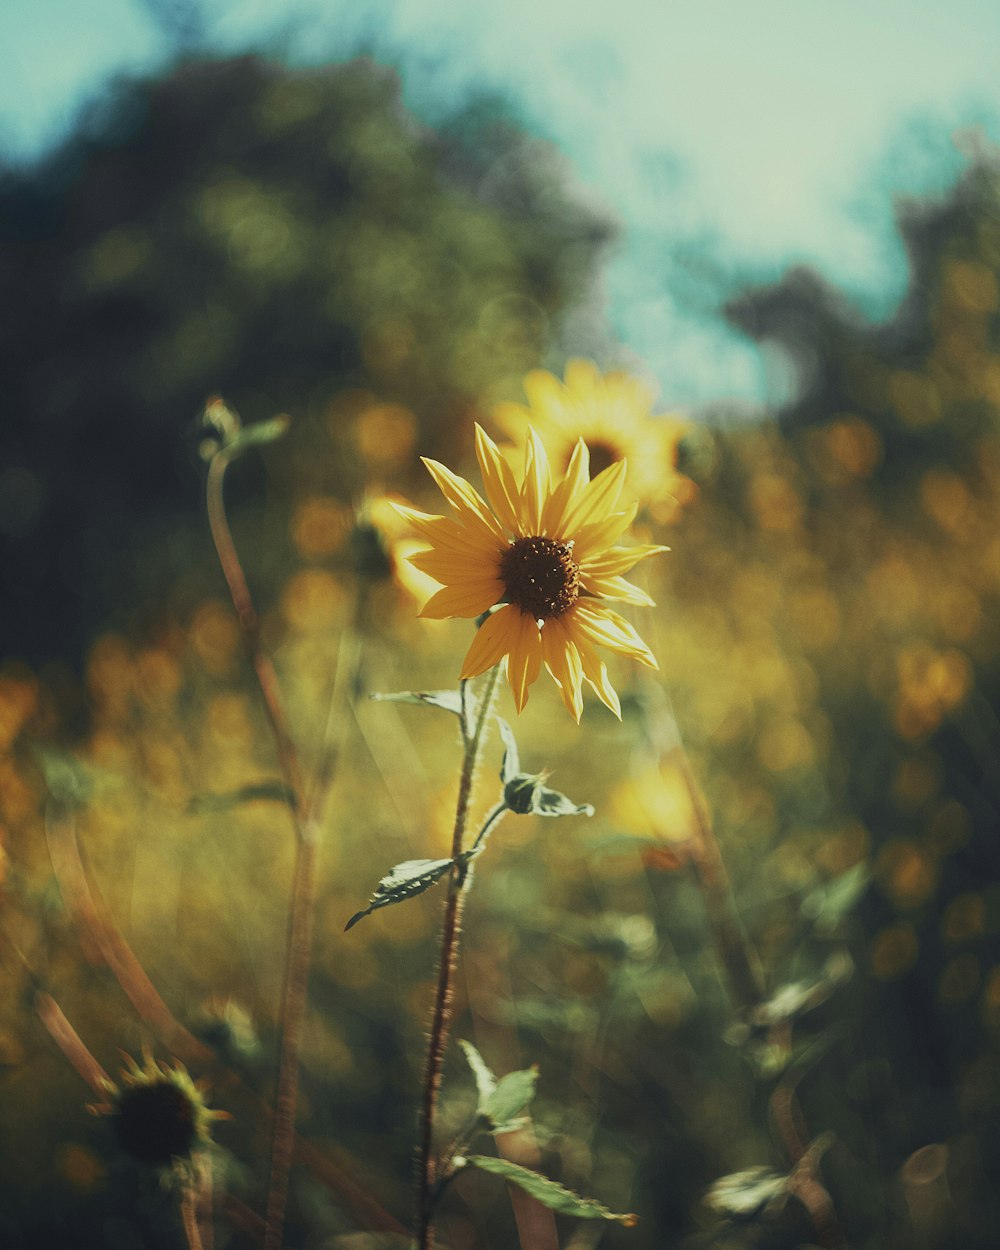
[704,1166,788,1220]
[370,690,463,716]
[503,772,594,819]
[458,1156,637,1225]
[482,1066,538,1127]
[226,413,291,456]
[458,1040,497,1106]
[495,715,519,782]
[345,858,455,930]
[189,780,297,813]
[801,862,870,933]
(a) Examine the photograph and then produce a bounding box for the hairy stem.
[416,663,502,1249]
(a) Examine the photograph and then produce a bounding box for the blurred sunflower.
[493,358,694,523]
[91,1050,227,1174]
[396,424,665,719]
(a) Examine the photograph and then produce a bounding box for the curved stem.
[206,448,352,1250]
[416,663,502,1250]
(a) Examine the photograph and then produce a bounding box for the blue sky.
[5,0,1000,409]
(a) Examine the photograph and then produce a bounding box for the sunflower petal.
[572,502,640,562]
[543,437,591,537]
[559,457,627,534]
[460,604,519,679]
[421,458,506,542]
[520,428,550,535]
[407,548,501,583]
[474,424,521,532]
[580,574,656,606]
[572,602,658,667]
[505,610,543,712]
[419,580,504,620]
[574,633,622,719]
[392,504,500,558]
[541,617,584,722]
[579,543,669,578]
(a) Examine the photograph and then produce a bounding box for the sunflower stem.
[206,446,356,1250]
[416,662,503,1250]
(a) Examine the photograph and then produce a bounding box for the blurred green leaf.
[704,1166,788,1220]
[458,1155,637,1225]
[458,1040,498,1106]
[801,863,871,934]
[224,413,291,457]
[482,1065,538,1127]
[345,857,455,930]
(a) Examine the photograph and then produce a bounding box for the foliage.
[1,54,1000,1250]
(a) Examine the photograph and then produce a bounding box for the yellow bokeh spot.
[757,718,815,772]
[190,600,241,675]
[919,469,974,539]
[749,472,803,532]
[353,402,417,470]
[942,259,998,315]
[824,415,883,477]
[889,370,941,428]
[0,672,38,750]
[877,840,936,910]
[871,923,919,979]
[291,497,351,560]
[942,893,984,943]
[133,648,182,710]
[280,568,344,632]
[56,1143,106,1193]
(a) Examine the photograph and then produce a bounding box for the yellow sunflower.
[493,358,694,523]
[395,424,666,720]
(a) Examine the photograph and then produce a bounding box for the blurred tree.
[0,54,612,667]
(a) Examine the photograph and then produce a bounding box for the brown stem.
[181,1180,206,1250]
[416,664,502,1250]
[34,990,111,1094]
[772,1084,850,1250]
[206,446,349,1250]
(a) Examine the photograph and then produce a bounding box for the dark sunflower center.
[500,536,580,620]
[585,438,621,479]
[113,1081,198,1166]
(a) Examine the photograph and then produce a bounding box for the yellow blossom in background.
[396,424,665,719]
[493,358,695,523]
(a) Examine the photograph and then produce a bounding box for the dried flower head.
[91,1050,226,1172]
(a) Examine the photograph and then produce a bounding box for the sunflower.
[90,1049,227,1174]
[493,358,694,523]
[396,424,666,720]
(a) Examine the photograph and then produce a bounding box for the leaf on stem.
[370,690,463,716]
[226,414,291,457]
[345,858,456,930]
[458,1040,498,1104]
[704,1166,789,1221]
[457,1155,637,1225]
[495,715,519,782]
[482,1066,539,1130]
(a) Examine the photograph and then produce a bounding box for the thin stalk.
[206,448,351,1250]
[674,748,765,1013]
[181,1180,206,1250]
[416,663,502,1250]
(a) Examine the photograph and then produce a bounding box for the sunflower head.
[92,1051,225,1173]
[493,358,694,523]
[395,424,667,720]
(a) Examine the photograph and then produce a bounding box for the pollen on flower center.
[500,536,580,620]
